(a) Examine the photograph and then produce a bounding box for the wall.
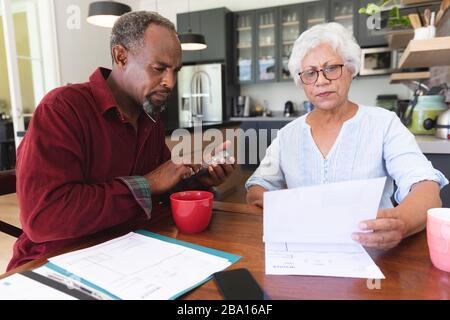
[140,0,411,111]
[53,0,135,85]
[49,0,411,109]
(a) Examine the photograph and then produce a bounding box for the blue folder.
[38,230,241,300]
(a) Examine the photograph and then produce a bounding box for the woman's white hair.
[288,22,361,87]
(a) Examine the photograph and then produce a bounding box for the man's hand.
[144,160,199,194]
[195,141,236,188]
[352,208,407,250]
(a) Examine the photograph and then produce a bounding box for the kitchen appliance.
[405,95,448,135]
[376,94,398,112]
[429,109,450,139]
[233,96,251,117]
[177,63,223,124]
[360,47,398,76]
[284,101,294,117]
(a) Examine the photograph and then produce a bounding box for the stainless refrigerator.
[177,63,223,124]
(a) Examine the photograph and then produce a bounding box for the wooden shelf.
[282,21,299,26]
[237,27,251,32]
[259,24,275,29]
[385,29,414,49]
[334,14,353,20]
[389,71,431,83]
[398,36,450,68]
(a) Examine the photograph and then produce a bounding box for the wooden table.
[1,202,449,299]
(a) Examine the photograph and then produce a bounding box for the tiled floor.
[0,168,254,273]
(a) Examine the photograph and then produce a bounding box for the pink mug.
[170,191,214,234]
[427,208,450,272]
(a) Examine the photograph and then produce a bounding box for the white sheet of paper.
[0,274,76,300]
[263,177,387,279]
[49,232,231,300]
[265,242,385,279]
[264,177,387,243]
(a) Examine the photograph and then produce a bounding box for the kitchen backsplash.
[241,75,411,112]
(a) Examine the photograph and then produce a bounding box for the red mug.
[170,191,214,234]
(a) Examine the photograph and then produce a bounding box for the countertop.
[414,135,450,154]
[230,111,306,122]
[164,120,241,135]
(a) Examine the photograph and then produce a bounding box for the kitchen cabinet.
[238,120,290,167]
[255,9,279,83]
[304,0,330,29]
[425,154,450,207]
[177,8,232,64]
[330,0,358,39]
[235,0,363,84]
[235,8,280,84]
[278,4,304,81]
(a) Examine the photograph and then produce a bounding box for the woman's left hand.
[352,208,407,250]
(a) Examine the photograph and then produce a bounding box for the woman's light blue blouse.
[245,105,448,208]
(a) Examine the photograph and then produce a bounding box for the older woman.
[246,22,448,250]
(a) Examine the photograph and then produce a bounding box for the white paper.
[49,232,231,300]
[265,242,385,279]
[0,274,76,300]
[263,177,386,279]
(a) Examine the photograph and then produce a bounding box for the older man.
[8,11,234,270]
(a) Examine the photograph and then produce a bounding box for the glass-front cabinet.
[236,12,254,83]
[304,0,329,29]
[278,5,303,81]
[330,0,357,36]
[255,9,277,82]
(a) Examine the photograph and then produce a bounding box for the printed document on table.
[263,177,386,279]
[48,231,239,299]
[0,274,76,300]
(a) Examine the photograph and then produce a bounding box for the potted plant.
[359,0,411,29]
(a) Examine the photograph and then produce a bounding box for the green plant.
[359,0,411,29]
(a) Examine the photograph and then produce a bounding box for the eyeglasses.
[298,64,344,85]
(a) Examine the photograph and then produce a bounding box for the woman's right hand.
[246,185,267,208]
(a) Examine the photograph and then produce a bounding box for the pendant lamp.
[87,1,131,28]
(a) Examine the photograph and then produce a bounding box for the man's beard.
[143,94,167,119]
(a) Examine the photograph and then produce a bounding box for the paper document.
[48,231,239,299]
[0,273,76,300]
[264,177,386,279]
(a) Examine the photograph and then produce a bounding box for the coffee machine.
[234,96,250,117]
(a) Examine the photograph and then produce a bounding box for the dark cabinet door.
[199,8,227,62]
[257,121,290,163]
[425,154,450,207]
[177,8,229,63]
[235,11,256,84]
[239,121,259,167]
[177,11,201,63]
[278,4,303,82]
[356,0,390,47]
[330,0,358,40]
[255,8,278,83]
[304,0,330,29]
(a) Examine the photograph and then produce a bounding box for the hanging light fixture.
[87,1,131,28]
[178,0,207,51]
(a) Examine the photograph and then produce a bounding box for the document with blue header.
[12,231,240,300]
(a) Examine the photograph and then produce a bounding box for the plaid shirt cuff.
[117,176,152,219]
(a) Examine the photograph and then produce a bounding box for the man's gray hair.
[288,22,361,87]
[110,11,176,56]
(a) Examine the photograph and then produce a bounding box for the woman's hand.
[352,208,407,250]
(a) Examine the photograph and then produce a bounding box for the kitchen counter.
[230,111,307,122]
[165,120,241,135]
[415,135,450,154]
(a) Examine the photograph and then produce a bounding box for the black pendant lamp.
[87,1,131,28]
[178,0,207,51]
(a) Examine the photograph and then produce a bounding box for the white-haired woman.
[246,22,448,250]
